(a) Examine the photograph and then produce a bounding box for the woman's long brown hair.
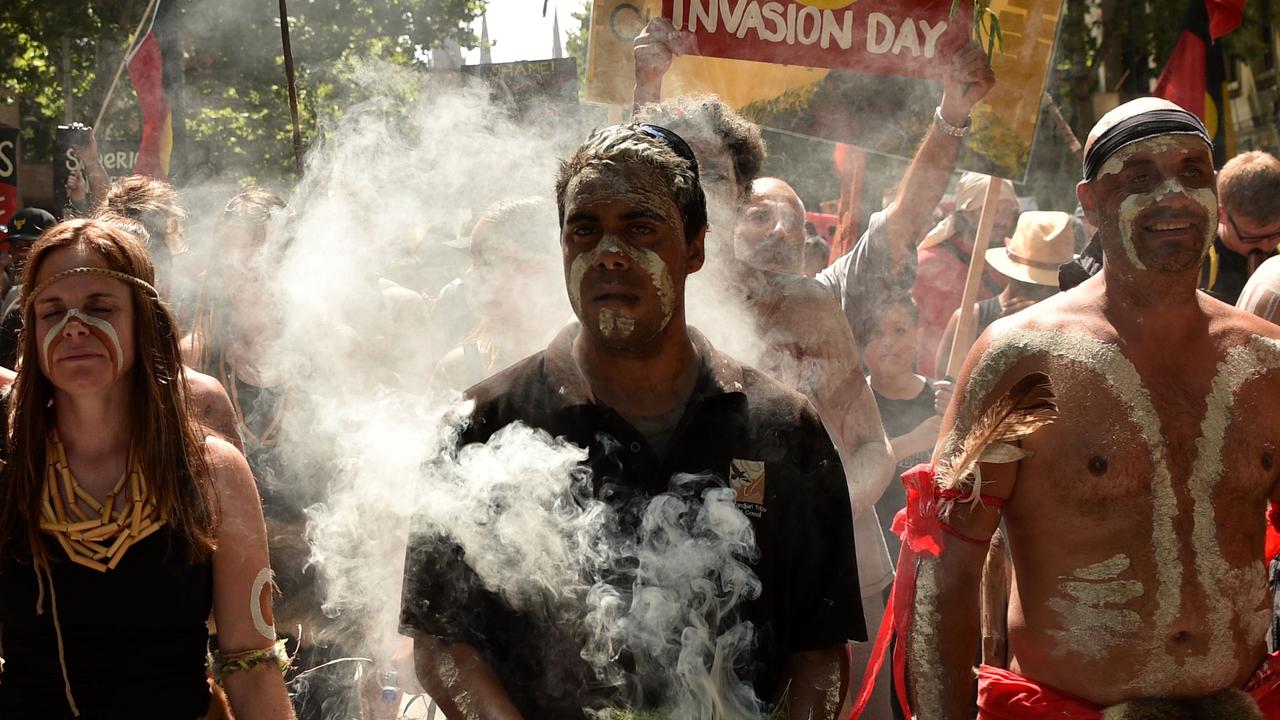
[0,218,219,566]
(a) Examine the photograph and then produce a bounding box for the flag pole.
[93,0,160,132]
[943,177,1002,378]
[278,0,304,175]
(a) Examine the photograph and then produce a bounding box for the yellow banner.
[584,0,1065,181]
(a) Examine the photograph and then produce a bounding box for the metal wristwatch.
[934,106,973,137]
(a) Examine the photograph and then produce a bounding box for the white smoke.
[180,60,784,717]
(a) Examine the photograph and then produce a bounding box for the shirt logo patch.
[729,458,767,513]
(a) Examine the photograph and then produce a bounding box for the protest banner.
[0,126,17,228]
[585,0,1064,181]
[462,58,580,120]
[662,0,966,73]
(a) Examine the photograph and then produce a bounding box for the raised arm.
[632,18,696,110]
[882,42,995,271]
[69,127,111,212]
[907,331,1021,719]
[208,437,295,720]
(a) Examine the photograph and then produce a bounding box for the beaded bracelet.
[209,638,291,684]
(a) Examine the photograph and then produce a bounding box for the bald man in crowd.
[912,97,1280,718]
[733,175,896,718]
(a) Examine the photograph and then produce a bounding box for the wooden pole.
[1042,92,1082,159]
[93,0,160,133]
[278,0,304,176]
[943,176,1002,378]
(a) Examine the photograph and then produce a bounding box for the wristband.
[934,106,972,137]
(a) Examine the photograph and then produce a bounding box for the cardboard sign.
[662,0,966,74]
[462,58,579,119]
[585,0,1065,181]
[0,126,17,229]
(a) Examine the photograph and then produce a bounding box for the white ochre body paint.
[1178,336,1280,682]
[42,308,124,378]
[250,567,276,640]
[944,331,1280,689]
[909,558,945,717]
[1097,137,1217,271]
[568,236,676,340]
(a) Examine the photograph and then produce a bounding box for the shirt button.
[630,442,642,453]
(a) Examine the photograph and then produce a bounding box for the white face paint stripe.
[568,235,677,339]
[1098,136,1217,272]
[250,567,276,640]
[42,308,124,377]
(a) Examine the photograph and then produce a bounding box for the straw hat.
[985,211,1076,286]
[921,173,1018,249]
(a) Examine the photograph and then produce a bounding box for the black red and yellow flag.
[125,1,174,179]
[1154,0,1245,166]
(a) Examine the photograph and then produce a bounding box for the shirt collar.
[542,323,746,411]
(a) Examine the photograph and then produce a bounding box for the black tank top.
[0,528,213,719]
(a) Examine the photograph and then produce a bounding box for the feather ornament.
[935,372,1057,505]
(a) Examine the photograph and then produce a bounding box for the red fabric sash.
[849,464,1001,718]
[1266,502,1280,562]
[976,651,1280,719]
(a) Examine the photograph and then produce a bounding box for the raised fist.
[939,40,996,126]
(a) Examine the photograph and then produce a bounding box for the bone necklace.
[39,429,163,571]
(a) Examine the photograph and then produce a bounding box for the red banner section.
[662,0,966,74]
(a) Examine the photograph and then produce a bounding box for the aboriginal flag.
[1153,0,1245,167]
[126,1,174,179]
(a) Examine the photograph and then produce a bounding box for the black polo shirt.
[400,324,864,717]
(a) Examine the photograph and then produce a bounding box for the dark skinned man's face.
[561,163,704,354]
[1079,135,1217,274]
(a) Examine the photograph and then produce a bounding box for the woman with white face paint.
[0,219,294,720]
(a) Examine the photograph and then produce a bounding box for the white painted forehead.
[1097,135,1211,177]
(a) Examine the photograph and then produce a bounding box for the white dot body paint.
[42,308,125,378]
[950,330,1280,690]
[250,567,276,640]
[567,235,677,340]
[1097,137,1217,271]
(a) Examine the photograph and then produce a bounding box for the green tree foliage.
[1,0,486,183]
[565,1,592,87]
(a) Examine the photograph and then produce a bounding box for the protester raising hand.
[939,40,997,128]
[632,17,698,108]
[66,124,110,212]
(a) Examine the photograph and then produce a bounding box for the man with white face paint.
[401,124,864,720]
[903,97,1280,718]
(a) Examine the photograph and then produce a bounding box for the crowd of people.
[2,15,1280,720]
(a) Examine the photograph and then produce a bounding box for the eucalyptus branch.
[951,0,1005,59]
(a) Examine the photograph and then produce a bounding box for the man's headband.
[25,267,158,313]
[1082,107,1212,182]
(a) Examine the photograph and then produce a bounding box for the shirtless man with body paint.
[913,97,1280,718]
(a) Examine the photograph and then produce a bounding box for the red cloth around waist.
[976,651,1280,719]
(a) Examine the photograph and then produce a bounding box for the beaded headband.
[25,267,158,313]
